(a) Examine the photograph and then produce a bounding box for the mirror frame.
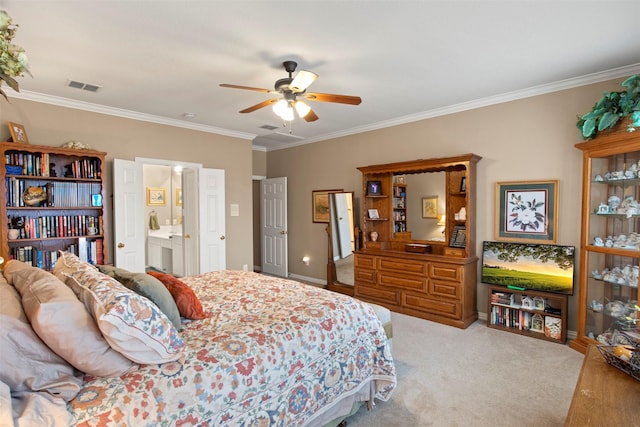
[326,192,358,295]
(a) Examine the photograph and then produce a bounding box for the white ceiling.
[4,1,640,150]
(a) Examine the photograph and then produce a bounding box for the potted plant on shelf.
[0,9,31,101]
[576,74,640,139]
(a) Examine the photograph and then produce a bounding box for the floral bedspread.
[69,271,396,426]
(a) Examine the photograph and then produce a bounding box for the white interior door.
[198,168,226,273]
[113,159,145,272]
[261,177,287,277]
[182,168,199,276]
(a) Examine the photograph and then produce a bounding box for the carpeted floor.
[345,312,584,427]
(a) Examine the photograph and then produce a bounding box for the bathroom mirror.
[326,192,356,292]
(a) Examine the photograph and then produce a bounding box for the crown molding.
[267,63,640,151]
[7,90,257,141]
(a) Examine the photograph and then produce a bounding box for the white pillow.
[0,294,81,402]
[63,267,184,364]
[4,260,137,377]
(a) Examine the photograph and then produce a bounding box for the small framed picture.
[366,180,382,196]
[460,176,467,193]
[176,188,182,206]
[312,189,343,223]
[533,296,546,311]
[91,193,103,207]
[395,175,405,184]
[449,225,466,248]
[146,187,166,206]
[7,121,29,144]
[368,209,380,219]
[421,196,438,218]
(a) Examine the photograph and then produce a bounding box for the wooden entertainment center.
[353,154,481,328]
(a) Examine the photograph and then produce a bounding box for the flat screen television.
[481,241,575,295]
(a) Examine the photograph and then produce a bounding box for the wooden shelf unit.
[487,285,568,343]
[1,142,107,269]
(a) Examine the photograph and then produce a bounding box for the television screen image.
[481,241,575,295]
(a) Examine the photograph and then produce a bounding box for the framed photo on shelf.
[366,180,382,196]
[312,189,343,223]
[368,209,380,219]
[395,175,405,184]
[495,180,558,243]
[7,121,29,144]
[421,196,438,218]
[449,225,466,248]
[146,187,166,206]
[460,176,466,193]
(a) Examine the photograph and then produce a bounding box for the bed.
[0,254,396,426]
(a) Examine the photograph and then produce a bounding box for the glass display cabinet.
[571,122,640,353]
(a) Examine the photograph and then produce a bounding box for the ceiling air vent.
[67,79,102,92]
[259,124,279,131]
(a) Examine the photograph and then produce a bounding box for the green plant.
[0,9,30,101]
[576,74,640,139]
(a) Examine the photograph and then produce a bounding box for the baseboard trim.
[288,273,326,286]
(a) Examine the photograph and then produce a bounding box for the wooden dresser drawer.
[429,263,462,282]
[354,268,376,284]
[428,279,461,299]
[378,272,426,291]
[378,258,427,275]
[355,284,400,305]
[403,294,460,319]
[354,254,376,269]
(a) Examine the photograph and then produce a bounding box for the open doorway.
[144,163,184,275]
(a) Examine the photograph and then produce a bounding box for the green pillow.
[97,265,182,329]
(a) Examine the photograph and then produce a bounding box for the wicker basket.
[597,345,640,382]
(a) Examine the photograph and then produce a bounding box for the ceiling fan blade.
[303,109,319,122]
[220,83,275,93]
[304,92,362,105]
[239,98,279,113]
[289,70,318,93]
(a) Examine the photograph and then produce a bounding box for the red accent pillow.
[147,272,209,320]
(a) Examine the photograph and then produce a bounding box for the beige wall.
[2,77,626,331]
[266,78,624,331]
[2,98,254,270]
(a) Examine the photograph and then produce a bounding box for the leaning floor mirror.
[326,191,358,296]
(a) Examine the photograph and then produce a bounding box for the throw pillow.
[147,271,210,320]
[64,268,184,364]
[97,265,182,329]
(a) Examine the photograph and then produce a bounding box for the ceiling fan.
[220,61,361,122]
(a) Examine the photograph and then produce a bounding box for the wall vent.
[259,124,279,130]
[67,79,102,92]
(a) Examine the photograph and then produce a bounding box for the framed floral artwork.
[495,180,558,243]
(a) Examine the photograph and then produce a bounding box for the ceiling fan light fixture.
[289,70,318,93]
[294,100,311,118]
[273,99,294,121]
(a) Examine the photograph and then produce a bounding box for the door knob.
[280,230,288,235]
[117,243,125,248]
[220,235,225,240]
